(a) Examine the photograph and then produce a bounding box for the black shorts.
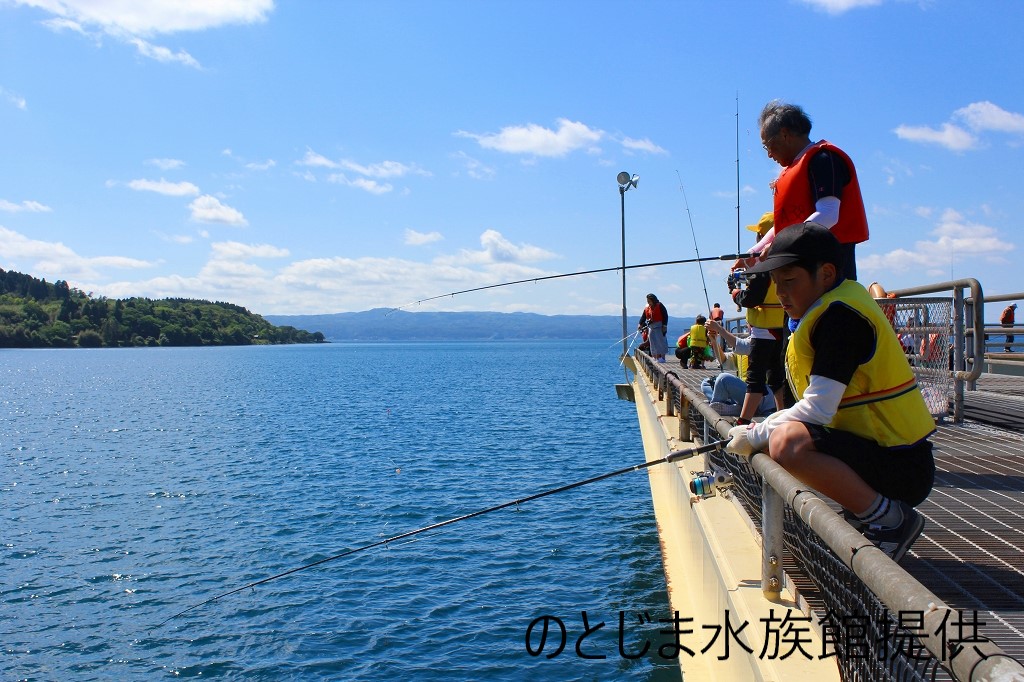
[805,423,935,506]
[745,336,785,394]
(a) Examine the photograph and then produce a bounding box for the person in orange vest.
[638,293,669,362]
[709,302,726,354]
[1001,303,1017,352]
[740,100,869,282]
[674,332,689,363]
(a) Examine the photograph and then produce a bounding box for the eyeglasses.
[761,130,780,151]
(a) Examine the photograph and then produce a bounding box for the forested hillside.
[0,268,324,348]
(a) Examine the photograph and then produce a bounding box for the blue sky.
[2,0,1023,321]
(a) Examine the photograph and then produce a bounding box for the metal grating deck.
[914,418,1024,663]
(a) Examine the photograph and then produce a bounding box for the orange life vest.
[919,333,944,362]
[773,140,868,245]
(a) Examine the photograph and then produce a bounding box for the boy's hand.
[726,424,756,456]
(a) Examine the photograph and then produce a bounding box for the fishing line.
[607,327,645,352]
[156,441,720,628]
[675,171,713,318]
[386,252,754,314]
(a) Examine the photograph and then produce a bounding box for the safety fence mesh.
[645,359,951,681]
[876,296,955,419]
[639,293,965,680]
[705,438,948,681]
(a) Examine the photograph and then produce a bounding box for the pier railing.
[633,341,1024,682]
[968,289,1024,362]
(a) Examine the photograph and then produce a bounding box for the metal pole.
[621,186,628,358]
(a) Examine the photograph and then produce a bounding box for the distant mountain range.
[265,308,698,342]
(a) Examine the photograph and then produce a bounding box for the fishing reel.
[727,269,747,311]
[688,467,734,501]
[727,269,747,289]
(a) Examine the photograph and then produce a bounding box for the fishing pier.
[625,278,1024,682]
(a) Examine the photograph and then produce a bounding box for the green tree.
[23,300,49,325]
[77,329,103,347]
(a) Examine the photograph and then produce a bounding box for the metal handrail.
[886,278,985,384]
[633,352,1024,681]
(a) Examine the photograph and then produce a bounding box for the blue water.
[2,342,680,681]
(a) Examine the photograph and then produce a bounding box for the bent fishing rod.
[386,251,756,314]
[676,171,713,318]
[157,441,720,628]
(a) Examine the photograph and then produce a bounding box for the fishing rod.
[735,93,742,254]
[675,171,713,318]
[386,252,755,314]
[157,441,721,628]
[608,326,645,351]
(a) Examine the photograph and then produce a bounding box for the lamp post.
[617,171,639,357]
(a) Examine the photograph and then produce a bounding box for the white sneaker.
[708,402,741,416]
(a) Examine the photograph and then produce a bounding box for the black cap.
[745,222,841,275]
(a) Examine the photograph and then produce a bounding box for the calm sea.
[2,342,681,681]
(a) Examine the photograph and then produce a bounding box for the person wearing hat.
[725,223,935,563]
[712,210,787,425]
[1000,303,1017,352]
[745,100,869,282]
[638,293,669,363]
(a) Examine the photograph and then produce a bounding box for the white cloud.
[127,178,200,196]
[893,122,977,151]
[245,159,276,171]
[298,148,339,169]
[404,229,443,246]
[188,195,248,226]
[0,223,572,314]
[19,0,273,67]
[456,118,605,157]
[452,151,495,180]
[16,0,274,36]
[953,101,1024,134]
[0,225,153,280]
[210,241,289,260]
[436,229,557,266]
[154,231,194,244]
[336,159,430,179]
[797,0,883,14]
[859,208,1013,276]
[299,149,431,188]
[0,199,52,213]
[620,137,667,155]
[146,158,185,170]
[326,174,393,195]
[41,17,88,35]
[127,37,199,68]
[881,155,914,186]
[894,101,1024,151]
[0,86,27,110]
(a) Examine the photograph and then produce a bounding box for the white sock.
[856,494,904,528]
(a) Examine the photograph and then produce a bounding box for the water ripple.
[1,343,676,681]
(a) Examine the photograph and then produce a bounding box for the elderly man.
[749,100,869,281]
